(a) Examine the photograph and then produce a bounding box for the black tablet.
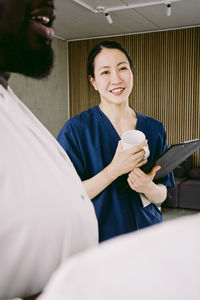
[145,139,200,181]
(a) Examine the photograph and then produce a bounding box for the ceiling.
[54,0,200,41]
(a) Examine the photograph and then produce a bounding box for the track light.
[104,11,113,24]
[166,2,172,16]
[73,0,181,24]
[95,6,113,24]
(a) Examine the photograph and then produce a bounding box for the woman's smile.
[109,87,125,95]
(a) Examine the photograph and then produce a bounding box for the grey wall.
[9,38,69,138]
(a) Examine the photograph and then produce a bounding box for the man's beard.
[13,42,54,79]
[0,34,54,79]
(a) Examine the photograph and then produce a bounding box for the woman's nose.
[110,71,121,84]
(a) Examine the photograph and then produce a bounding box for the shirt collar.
[0,72,11,90]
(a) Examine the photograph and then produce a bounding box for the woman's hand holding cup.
[121,130,150,159]
[108,136,148,180]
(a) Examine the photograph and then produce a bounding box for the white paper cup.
[121,130,150,159]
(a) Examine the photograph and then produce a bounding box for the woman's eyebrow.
[97,65,110,71]
[117,61,128,66]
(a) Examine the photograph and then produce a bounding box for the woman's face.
[90,48,133,106]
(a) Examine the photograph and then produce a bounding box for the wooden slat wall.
[68,27,200,167]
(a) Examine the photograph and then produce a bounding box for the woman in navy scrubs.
[57,40,174,242]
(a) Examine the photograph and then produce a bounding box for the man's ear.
[89,75,98,91]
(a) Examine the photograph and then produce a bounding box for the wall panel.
[68,28,200,166]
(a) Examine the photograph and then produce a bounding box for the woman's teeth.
[110,88,124,94]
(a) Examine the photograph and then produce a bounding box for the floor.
[161,207,200,221]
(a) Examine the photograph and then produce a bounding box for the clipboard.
[144,138,200,181]
[120,138,200,194]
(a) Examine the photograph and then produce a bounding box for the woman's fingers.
[126,139,147,155]
[128,166,161,192]
[148,165,161,179]
[128,169,145,191]
[111,139,148,177]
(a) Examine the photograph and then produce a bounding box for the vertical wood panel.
[68,28,200,167]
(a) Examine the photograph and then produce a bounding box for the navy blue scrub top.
[57,106,174,242]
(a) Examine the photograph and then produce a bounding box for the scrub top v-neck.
[57,106,174,242]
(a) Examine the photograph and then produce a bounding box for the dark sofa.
[162,155,200,210]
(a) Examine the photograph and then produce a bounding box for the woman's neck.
[0,71,11,89]
[99,101,128,119]
[99,101,137,136]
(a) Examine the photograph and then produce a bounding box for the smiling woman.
[57,40,174,243]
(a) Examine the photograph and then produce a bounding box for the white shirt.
[38,213,200,300]
[0,85,98,299]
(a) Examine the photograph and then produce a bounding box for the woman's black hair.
[87,40,135,78]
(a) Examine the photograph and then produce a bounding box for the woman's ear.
[89,75,98,91]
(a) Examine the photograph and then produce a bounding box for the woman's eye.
[104,71,109,74]
[101,70,109,75]
[119,66,127,71]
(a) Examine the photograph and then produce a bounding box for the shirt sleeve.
[57,121,86,180]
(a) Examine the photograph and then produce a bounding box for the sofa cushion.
[179,179,200,210]
[188,168,200,179]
